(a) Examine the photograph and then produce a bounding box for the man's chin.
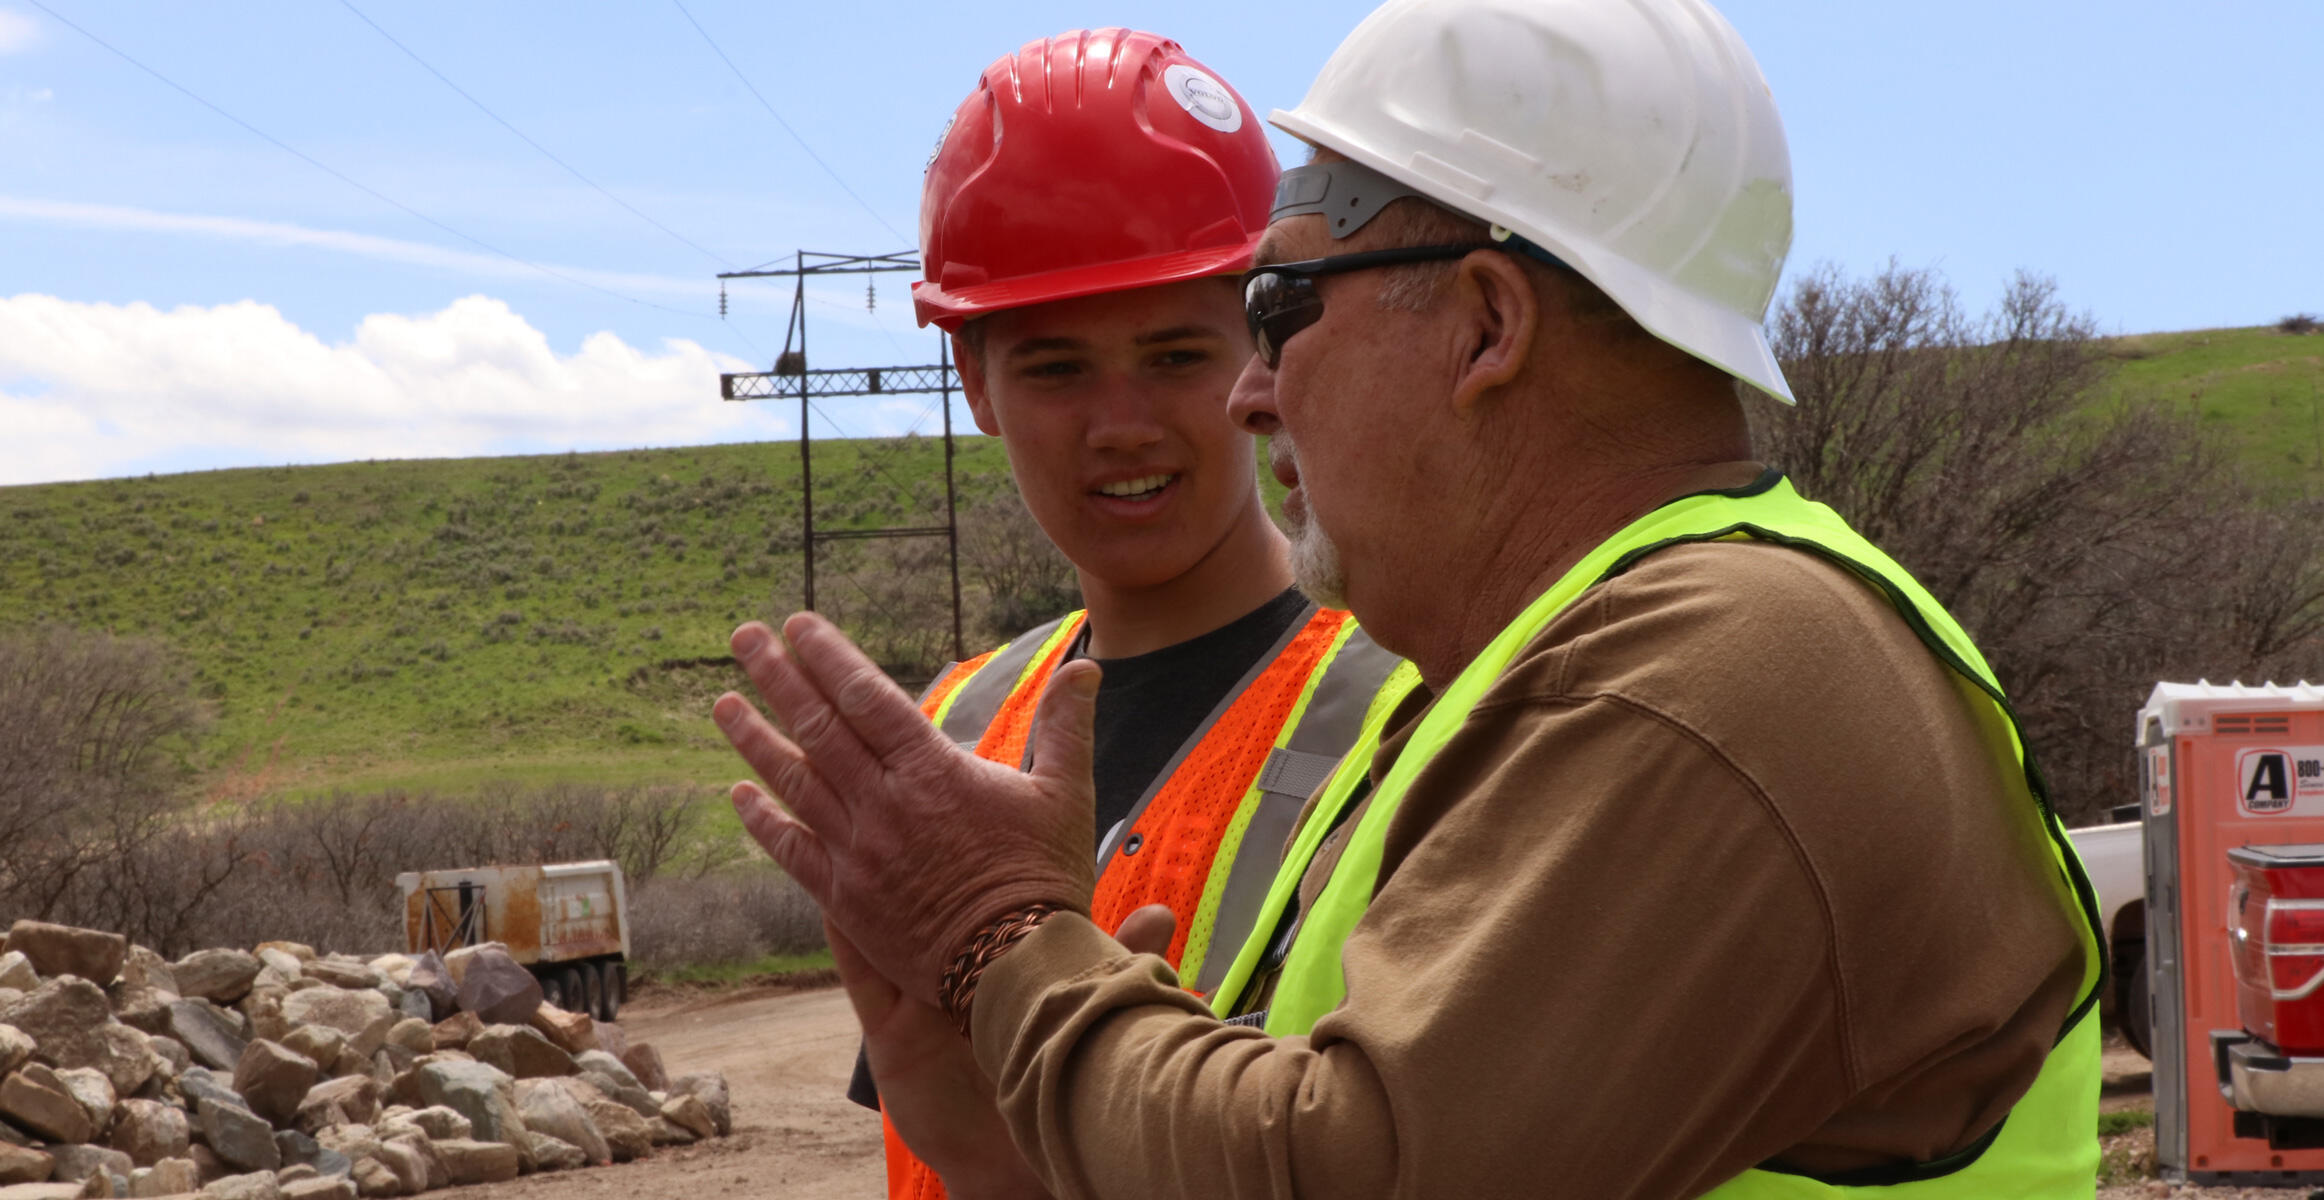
[1290,524,1350,612]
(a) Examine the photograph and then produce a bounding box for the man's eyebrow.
[1250,239,1289,269]
[1133,324,1226,346]
[1003,336,1086,360]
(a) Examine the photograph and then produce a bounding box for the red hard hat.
[912,29,1280,331]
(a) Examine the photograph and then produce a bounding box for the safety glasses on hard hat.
[1241,244,1496,369]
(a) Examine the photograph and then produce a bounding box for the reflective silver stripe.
[934,613,1075,748]
[1256,747,1340,801]
[1189,625,1405,994]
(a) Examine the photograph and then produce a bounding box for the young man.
[848,28,1405,1199]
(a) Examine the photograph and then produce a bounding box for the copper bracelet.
[937,902,1063,1036]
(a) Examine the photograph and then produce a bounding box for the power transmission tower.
[718,250,964,663]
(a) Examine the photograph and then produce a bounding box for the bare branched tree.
[1755,263,2324,823]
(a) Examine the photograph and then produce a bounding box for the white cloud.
[0,293,805,485]
[0,10,36,55]
[0,195,922,343]
[27,86,50,102]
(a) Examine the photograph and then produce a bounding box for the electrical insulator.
[719,282,728,318]
[867,278,876,313]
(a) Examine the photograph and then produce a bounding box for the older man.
[715,1,2105,1196]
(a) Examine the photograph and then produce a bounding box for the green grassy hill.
[2,436,1012,799]
[4,322,2317,802]
[2093,326,2324,494]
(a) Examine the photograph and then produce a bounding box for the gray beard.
[1273,431,1350,611]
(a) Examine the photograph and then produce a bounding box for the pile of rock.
[0,920,728,1200]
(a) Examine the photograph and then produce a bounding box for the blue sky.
[2,0,2317,485]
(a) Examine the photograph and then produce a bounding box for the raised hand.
[713,612,1102,1007]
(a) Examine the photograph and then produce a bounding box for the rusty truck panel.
[395,860,628,965]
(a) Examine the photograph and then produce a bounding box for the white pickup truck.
[2067,819,2149,1056]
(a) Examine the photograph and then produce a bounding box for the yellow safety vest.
[1210,471,2104,1198]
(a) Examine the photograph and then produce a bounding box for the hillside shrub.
[2282,313,2320,335]
[1755,264,2324,824]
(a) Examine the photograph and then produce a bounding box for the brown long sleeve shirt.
[970,536,2089,1200]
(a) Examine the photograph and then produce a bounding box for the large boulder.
[451,948,540,1027]
[196,1095,282,1173]
[558,1079,650,1163]
[619,1042,668,1092]
[468,1026,572,1080]
[521,1131,585,1172]
[277,1027,343,1076]
[0,1141,52,1186]
[430,1139,518,1186]
[365,1141,428,1196]
[253,944,313,966]
[278,991,392,1061]
[168,1001,250,1073]
[52,1067,114,1139]
[401,956,452,1025]
[526,1005,596,1056]
[0,1063,92,1143]
[203,1170,283,1200]
[5,977,159,1093]
[131,1157,200,1197]
[0,1184,85,1200]
[280,1175,354,1200]
[233,1041,319,1130]
[512,1078,607,1165]
[0,1184,82,1200]
[378,1107,467,1144]
[111,1098,191,1166]
[661,1093,716,1142]
[109,984,177,1038]
[147,1036,189,1078]
[119,947,177,995]
[172,952,261,1007]
[300,961,378,992]
[379,1022,429,1060]
[426,1013,479,1053]
[292,1077,378,1136]
[4,922,125,988]
[0,955,35,994]
[271,1131,347,1181]
[0,1027,31,1078]
[176,1067,248,1116]
[410,1060,523,1145]
[46,1143,131,1188]
[670,1072,731,1137]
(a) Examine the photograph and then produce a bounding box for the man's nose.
[1227,354,1280,436]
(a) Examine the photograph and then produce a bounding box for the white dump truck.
[396,860,630,1022]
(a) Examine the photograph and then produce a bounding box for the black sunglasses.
[1240,243,1501,368]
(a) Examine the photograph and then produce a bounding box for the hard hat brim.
[913,237,1261,333]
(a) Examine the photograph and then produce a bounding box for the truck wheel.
[538,970,566,1010]
[580,960,604,1021]
[556,966,586,1015]
[597,961,623,1022]
[2122,946,2153,1060]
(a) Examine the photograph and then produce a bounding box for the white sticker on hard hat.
[926,113,956,172]
[1163,64,1241,134]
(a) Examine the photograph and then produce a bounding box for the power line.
[669,0,911,247]
[26,0,715,322]
[335,0,734,270]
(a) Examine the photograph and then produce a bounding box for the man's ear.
[954,332,1001,436]
[1449,251,1540,414]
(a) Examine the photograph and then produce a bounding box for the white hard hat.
[1272,0,1796,404]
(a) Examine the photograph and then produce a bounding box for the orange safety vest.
[883,601,1408,1200]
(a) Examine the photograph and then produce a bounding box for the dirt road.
[457,984,882,1200]
[442,993,2290,1199]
